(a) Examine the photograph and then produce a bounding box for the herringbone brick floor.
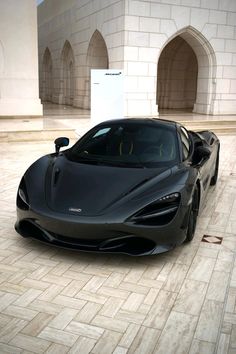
[0,135,236,354]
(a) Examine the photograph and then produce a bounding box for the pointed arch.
[41,47,53,102]
[157,36,198,111]
[61,40,75,106]
[157,26,216,114]
[84,30,109,108]
[87,30,109,69]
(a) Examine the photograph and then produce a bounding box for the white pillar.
[0,0,42,116]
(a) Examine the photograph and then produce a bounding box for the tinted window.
[68,122,179,168]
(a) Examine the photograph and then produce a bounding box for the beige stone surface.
[0,129,236,353]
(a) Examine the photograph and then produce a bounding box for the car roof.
[97,118,178,129]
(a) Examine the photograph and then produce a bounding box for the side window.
[93,127,111,138]
[180,127,190,160]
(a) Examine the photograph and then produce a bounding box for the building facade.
[0,0,42,116]
[38,0,236,117]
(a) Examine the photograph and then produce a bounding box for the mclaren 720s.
[15,118,220,256]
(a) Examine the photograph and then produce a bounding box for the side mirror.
[54,137,69,154]
[194,146,211,165]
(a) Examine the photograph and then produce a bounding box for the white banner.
[91,69,124,126]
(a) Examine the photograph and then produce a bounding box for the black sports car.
[15,118,220,256]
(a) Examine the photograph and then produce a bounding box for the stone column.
[0,0,43,116]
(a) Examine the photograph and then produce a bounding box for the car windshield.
[67,121,179,168]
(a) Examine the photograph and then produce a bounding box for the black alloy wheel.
[210,147,220,186]
[186,186,199,242]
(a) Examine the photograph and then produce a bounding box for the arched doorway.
[157,37,198,112]
[85,30,109,108]
[41,47,53,102]
[157,27,216,115]
[61,41,75,106]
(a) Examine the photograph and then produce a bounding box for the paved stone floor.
[0,133,236,354]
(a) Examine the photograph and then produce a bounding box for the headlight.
[158,193,180,203]
[129,192,180,226]
[19,188,28,205]
[17,178,29,210]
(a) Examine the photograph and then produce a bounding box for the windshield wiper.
[100,159,145,168]
[69,154,101,165]
[69,152,145,168]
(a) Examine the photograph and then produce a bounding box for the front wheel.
[185,187,199,242]
[210,146,220,186]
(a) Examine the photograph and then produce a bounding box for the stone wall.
[124,0,236,115]
[38,0,236,116]
[38,0,125,110]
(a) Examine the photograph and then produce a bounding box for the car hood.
[44,155,172,216]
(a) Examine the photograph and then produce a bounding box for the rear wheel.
[186,186,199,242]
[210,146,220,186]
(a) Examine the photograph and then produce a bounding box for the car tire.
[210,146,220,186]
[185,186,199,242]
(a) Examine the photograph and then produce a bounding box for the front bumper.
[15,202,189,256]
